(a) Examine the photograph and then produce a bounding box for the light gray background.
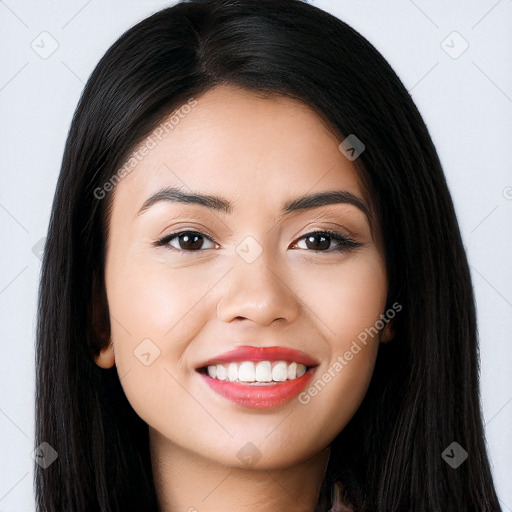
[1,0,511,510]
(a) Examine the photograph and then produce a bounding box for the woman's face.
[97,84,388,469]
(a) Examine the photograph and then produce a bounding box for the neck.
[149,428,331,512]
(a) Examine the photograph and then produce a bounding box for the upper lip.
[196,346,319,369]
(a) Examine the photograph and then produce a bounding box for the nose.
[216,255,300,327]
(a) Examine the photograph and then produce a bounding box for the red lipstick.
[196,346,318,408]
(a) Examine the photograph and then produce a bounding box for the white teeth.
[255,361,272,382]
[216,364,227,380]
[238,361,256,382]
[205,360,310,383]
[228,362,238,382]
[272,361,288,382]
[287,362,297,380]
[207,365,217,379]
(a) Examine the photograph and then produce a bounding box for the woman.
[35,0,502,510]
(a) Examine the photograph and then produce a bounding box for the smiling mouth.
[196,360,311,385]
[195,345,319,407]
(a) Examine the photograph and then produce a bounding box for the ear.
[89,273,115,369]
[380,320,395,343]
[95,340,115,369]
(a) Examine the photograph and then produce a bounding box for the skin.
[94,84,392,512]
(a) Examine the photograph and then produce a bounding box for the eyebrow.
[137,186,370,220]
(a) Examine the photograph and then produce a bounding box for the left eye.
[292,230,362,252]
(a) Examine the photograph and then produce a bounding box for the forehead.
[112,84,368,218]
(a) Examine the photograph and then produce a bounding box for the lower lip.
[198,368,316,408]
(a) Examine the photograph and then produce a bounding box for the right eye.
[155,231,218,252]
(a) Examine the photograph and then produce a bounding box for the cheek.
[298,250,387,344]
[103,249,218,415]
[105,249,216,350]
[291,252,386,427]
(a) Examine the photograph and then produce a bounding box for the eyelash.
[154,229,363,254]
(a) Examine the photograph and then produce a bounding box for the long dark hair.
[35,0,501,510]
